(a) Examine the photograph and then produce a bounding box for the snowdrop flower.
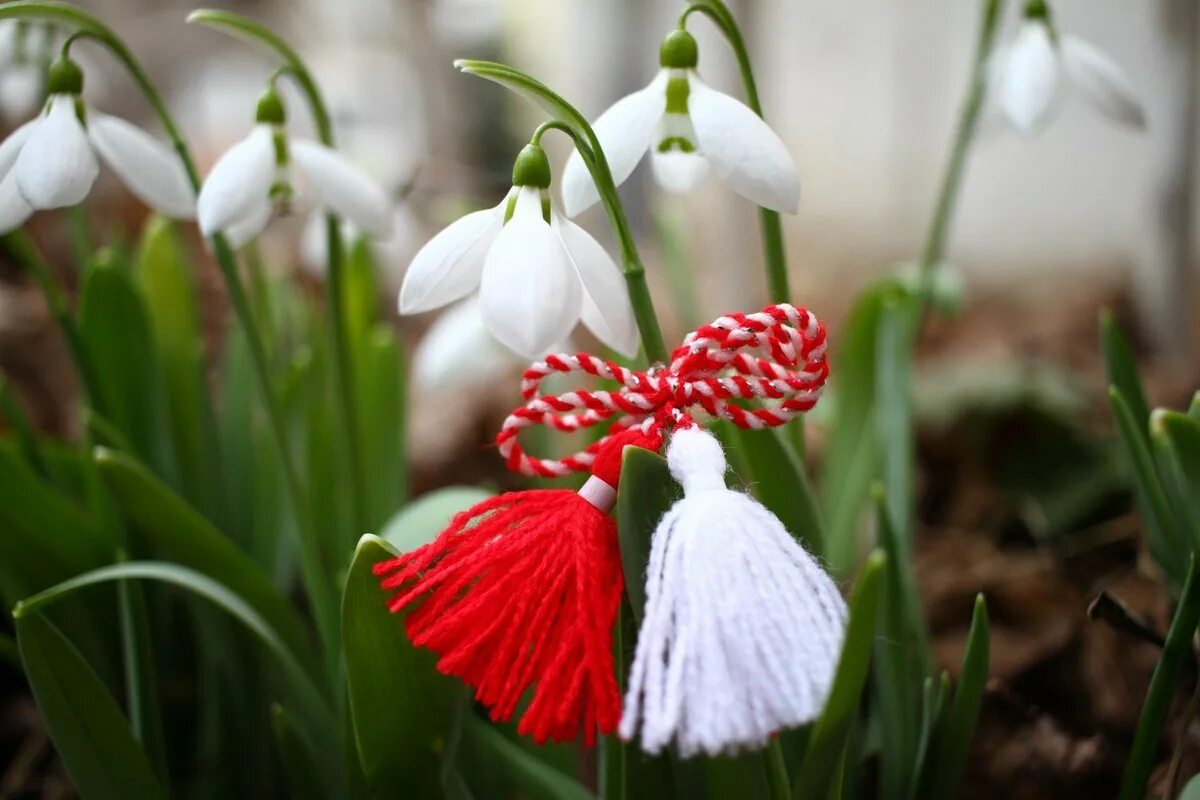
[412,295,526,391]
[0,21,45,122]
[562,29,798,217]
[992,0,1145,135]
[197,86,391,248]
[0,55,195,234]
[399,142,638,360]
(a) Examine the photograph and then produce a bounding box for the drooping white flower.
[562,29,799,217]
[992,1,1145,135]
[400,142,638,360]
[197,87,391,248]
[0,55,196,234]
[411,294,526,391]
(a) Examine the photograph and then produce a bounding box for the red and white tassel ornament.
[374,426,660,745]
[377,302,836,748]
[619,424,847,757]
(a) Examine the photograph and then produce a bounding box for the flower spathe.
[197,88,392,248]
[398,144,638,360]
[562,30,799,217]
[992,3,1145,135]
[0,57,196,235]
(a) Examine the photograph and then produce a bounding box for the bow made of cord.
[495,303,829,478]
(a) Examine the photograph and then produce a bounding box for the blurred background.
[1,0,1198,796]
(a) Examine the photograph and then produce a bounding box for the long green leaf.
[117,567,168,783]
[17,612,167,800]
[1099,311,1151,437]
[792,552,886,800]
[1119,556,1200,800]
[270,703,327,800]
[928,594,989,799]
[614,447,680,621]
[357,325,407,534]
[463,718,596,800]
[1151,410,1200,546]
[343,535,454,797]
[1109,389,1188,583]
[875,296,918,548]
[93,446,314,668]
[16,561,332,736]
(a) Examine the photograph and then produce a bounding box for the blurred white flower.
[197,88,391,248]
[300,204,420,288]
[992,3,1145,135]
[412,295,523,391]
[563,30,798,217]
[0,21,45,122]
[399,143,638,360]
[0,57,195,234]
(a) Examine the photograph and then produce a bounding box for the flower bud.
[659,30,699,70]
[511,143,552,189]
[45,55,83,96]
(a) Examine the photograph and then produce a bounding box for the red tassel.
[374,427,661,745]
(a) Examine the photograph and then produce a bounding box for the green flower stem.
[457,61,669,364]
[0,1,338,660]
[2,230,103,414]
[915,0,1003,319]
[682,1,790,305]
[189,8,369,542]
[765,738,791,800]
[1118,555,1200,800]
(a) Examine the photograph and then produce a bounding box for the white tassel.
[619,425,847,758]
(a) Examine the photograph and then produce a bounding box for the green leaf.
[875,296,918,548]
[93,446,314,667]
[463,718,596,800]
[357,325,408,533]
[928,595,989,800]
[270,703,327,800]
[80,253,176,482]
[1109,389,1188,583]
[1150,410,1200,546]
[872,489,929,800]
[1119,556,1200,800]
[792,551,885,800]
[1099,311,1151,437]
[117,567,168,783]
[614,447,680,621]
[0,375,49,480]
[16,612,167,800]
[135,216,222,517]
[379,487,495,552]
[16,561,332,738]
[1188,391,1200,422]
[717,424,823,553]
[343,535,454,797]
[0,631,19,667]
[1181,773,1200,800]
[911,672,952,799]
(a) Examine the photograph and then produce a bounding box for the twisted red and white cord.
[496,303,828,478]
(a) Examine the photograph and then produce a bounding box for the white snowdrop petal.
[398,198,505,314]
[222,198,273,249]
[998,22,1061,135]
[87,112,197,219]
[197,125,277,238]
[412,295,518,391]
[0,170,33,233]
[290,138,392,236]
[0,118,38,178]
[15,95,99,210]
[553,214,638,357]
[562,70,668,216]
[688,76,800,213]
[0,69,42,121]
[1061,35,1146,130]
[650,149,709,194]
[480,188,581,359]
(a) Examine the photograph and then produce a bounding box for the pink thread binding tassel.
[619,424,848,757]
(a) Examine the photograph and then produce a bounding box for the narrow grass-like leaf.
[94,446,313,667]
[356,326,407,534]
[792,551,886,800]
[1109,388,1188,583]
[1100,312,1151,438]
[873,489,929,800]
[343,535,453,796]
[0,632,19,666]
[0,377,49,480]
[912,672,953,799]
[1151,410,1200,545]
[1188,391,1200,422]
[928,594,989,800]
[16,612,167,800]
[80,254,177,483]
[270,703,327,800]
[117,566,168,783]
[379,487,495,552]
[875,297,918,548]
[464,718,596,800]
[1119,556,1200,800]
